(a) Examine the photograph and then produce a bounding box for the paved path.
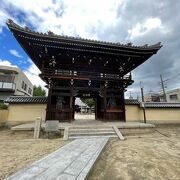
[6,138,109,180]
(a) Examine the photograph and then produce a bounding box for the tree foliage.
[33,85,46,96]
[80,98,95,107]
[0,103,8,110]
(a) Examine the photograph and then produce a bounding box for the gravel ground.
[88,126,180,180]
[0,129,69,180]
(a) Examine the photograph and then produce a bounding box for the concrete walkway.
[6,138,109,180]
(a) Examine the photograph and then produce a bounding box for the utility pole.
[140,81,146,123]
[129,91,133,99]
[140,81,144,102]
[160,74,167,102]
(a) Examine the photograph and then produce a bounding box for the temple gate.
[7,19,162,122]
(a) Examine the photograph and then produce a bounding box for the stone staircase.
[68,126,118,139]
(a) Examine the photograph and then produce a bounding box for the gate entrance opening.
[74,97,95,120]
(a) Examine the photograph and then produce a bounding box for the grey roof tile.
[5,96,180,108]
[5,96,47,104]
[6,19,162,51]
[5,96,140,105]
[125,99,140,105]
[144,102,180,108]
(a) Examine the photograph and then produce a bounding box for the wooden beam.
[52,92,71,96]
[52,86,100,91]
[43,75,89,80]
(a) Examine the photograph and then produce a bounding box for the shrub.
[0,103,8,110]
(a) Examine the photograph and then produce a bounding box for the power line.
[160,72,180,82]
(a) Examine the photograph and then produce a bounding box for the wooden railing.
[42,68,132,81]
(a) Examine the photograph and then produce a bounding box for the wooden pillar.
[95,98,97,120]
[46,85,52,121]
[72,97,75,120]
[121,92,126,121]
[96,96,100,120]
[70,86,73,121]
[103,87,107,120]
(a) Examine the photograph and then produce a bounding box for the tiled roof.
[5,96,140,105]
[5,96,47,104]
[144,102,180,108]
[6,19,162,50]
[5,96,180,108]
[125,99,140,105]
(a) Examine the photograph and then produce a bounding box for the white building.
[0,65,33,101]
[144,93,160,102]
[165,88,180,103]
[75,98,90,113]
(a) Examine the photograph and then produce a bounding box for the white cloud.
[128,18,163,40]
[0,10,9,33]
[0,0,180,95]
[1,0,124,39]
[27,58,33,63]
[9,49,23,58]
[23,61,47,94]
[53,0,123,38]
[0,59,17,67]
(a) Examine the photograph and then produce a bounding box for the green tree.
[33,85,46,96]
[0,103,8,110]
[80,98,95,108]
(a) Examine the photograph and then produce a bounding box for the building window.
[28,88,32,95]
[21,81,24,89]
[24,83,27,91]
[22,81,27,91]
[169,94,178,100]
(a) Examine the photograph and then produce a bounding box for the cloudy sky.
[0,0,180,98]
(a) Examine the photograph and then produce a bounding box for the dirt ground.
[0,126,180,180]
[88,126,180,180]
[0,129,69,180]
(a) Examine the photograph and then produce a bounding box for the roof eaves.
[6,19,162,51]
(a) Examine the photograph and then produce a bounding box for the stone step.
[68,126,112,130]
[69,131,116,136]
[68,126,116,139]
[69,129,114,133]
[69,135,117,139]
[69,127,113,130]
[69,127,113,129]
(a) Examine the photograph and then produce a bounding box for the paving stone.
[6,165,46,180]
[76,138,109,180]
[6,138,109,180]
[57,173,76,180]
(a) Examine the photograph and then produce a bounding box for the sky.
[0,0,180,98]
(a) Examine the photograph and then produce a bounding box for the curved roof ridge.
[6,19,162,50]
